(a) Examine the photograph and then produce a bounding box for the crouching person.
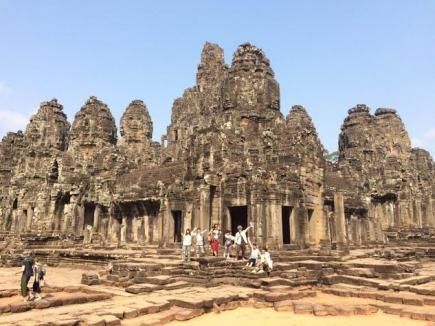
[260,247,273,277]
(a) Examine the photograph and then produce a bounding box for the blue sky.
[0,0,434,156]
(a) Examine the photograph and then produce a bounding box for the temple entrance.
[172,210,182,243]
[282,206,293,244]
[307,208,315,244]
[84,203,95,228]
[229,206,248,235]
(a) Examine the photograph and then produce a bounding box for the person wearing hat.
[234,222,253,260]
[16,251,35,302]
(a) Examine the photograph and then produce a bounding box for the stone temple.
[0,42,434,250]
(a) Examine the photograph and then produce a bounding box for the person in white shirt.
[234,222,253,260]
[259,247,273,276]
[224,230,235,259]
[246,242,259,268]
[192,227,208,258]
[182,229,192,262]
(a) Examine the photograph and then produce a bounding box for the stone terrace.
[1,242,435,325]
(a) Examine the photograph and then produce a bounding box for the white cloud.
[0,110,30,133]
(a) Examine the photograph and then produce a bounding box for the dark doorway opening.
[84,203,95,228]
[172,210,182,243]
[282,206,293,244]
[229,206,248,235]
[307,209,314,221]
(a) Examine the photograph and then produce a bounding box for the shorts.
[248,258,257,266]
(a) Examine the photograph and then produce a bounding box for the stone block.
[402,296,423,306]
[175,308,204,321]
[411,311,427,320]
[313,304,329,316]
[0,303,11,314]
[52,319,80,326]
[384,294,403,304]
[34,299,51,309]
[123,307,139,319]
[81,315,105,326]
[337,305,354,316]
[294,303,313,314]
[263,292,290,302]
[274,300,294,312]
[10,302,31,313]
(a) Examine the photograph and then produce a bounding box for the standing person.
[234,222,253,260]
[16,252,35,302]
[223,230,234,259]
[209,224,221,257]
[182,228,192,262]
[192,227,208,258]
[246,242,260,268]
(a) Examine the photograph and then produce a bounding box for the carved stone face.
[25,100,70,150]
[70,97,117,148]
[224,43,280,113]
[120,100,153,143]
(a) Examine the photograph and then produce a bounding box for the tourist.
[246,242,260,268]
[259,247,273,277]
[16,251,35,302]
[234,222,253,260]
[209,224,221,256]
[182,228,192,262]
[223,230,234,259]
[32,260,45,301]
[192,227,208,258]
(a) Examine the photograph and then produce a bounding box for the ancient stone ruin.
[0,42,433,249]
[0,42,435,326]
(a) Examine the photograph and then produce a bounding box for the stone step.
[322,274,384,288]
[133,275,176,285]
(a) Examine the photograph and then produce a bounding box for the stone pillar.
[159,199,170,245]
[75,204,85,235]
[415,200,423,228]
[199,186,210,230]
[333,193,347,249]
[293,206,309,249]
[184,202,193,231]
[350,215,359,246]
[26,206,33,231]
[427,197,435,228]
[290,206,297,245]
[367,219,375,243]
[47,199,57,231]
[426,198,434,227]
[264,201,279,248]
[143,214,149,243]
[93,204,101,232]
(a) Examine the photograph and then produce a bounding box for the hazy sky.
[0,1,434,156]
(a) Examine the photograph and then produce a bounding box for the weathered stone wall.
[0,43,433,249]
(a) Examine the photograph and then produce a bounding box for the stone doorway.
[84,203,95,228]
[229,206,248,235]
[282,206,293,244]
[172,210,182,243]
